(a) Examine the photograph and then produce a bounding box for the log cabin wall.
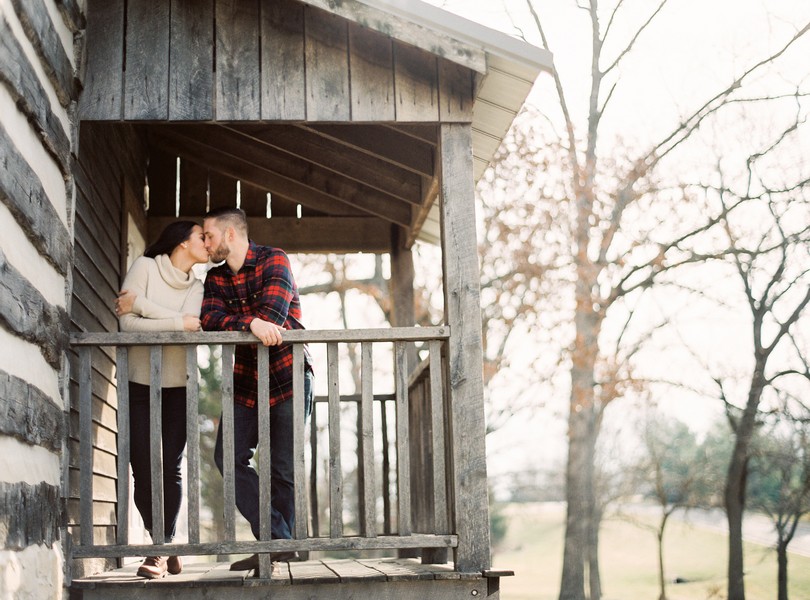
[0,0,80,597]
[67,123,148,579]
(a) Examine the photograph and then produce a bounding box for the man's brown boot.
[137,556,167,579]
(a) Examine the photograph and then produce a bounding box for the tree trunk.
[559,200,601,600]
[775,538,789,600]
[559,406,590,600]
[587,499,602,600]
[725,365,766,600]
[657,518,668,600]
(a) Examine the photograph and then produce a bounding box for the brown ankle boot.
[167,555,183,575]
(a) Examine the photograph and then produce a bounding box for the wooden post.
[390,226,417,369]
[221,344,236,540]
[115,347,130,546]
[257,345,273,579]
[327,343,343,539]
[357,342,377,537]
[149,346,165,544]
[185,346,201,544]
[439,123,491,572]
[391,225,418,557]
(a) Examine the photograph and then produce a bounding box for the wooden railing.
[68,328,454,577]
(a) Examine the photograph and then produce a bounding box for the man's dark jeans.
[214,371,313,540]
[129,382,187,542]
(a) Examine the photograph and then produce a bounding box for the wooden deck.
[71,557,506,599]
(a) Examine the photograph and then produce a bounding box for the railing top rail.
[69,326,450,347]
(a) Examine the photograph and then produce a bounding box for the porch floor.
[71,557,500,599]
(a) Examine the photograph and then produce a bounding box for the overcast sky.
[417,0,810,485]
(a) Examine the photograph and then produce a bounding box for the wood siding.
[67,122,148,577]
[79,0,474,124]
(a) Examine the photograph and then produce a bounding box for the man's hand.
[115,289,137,315]
[249,318,285,346]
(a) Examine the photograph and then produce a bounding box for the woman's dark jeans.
[129,382,187,541]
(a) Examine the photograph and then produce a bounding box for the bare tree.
[748,411,810,600]
[638,414,713,600]
[485,3,810,598]
[698,171,810,599]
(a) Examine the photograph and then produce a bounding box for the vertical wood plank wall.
[68,123,147,577]
[79,0,473,124]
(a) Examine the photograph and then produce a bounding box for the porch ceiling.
[143,122,438,253]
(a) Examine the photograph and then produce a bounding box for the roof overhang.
[303,0,554,245]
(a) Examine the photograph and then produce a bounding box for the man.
[201,207,313,571]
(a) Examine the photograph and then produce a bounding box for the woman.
[115,221,208,579]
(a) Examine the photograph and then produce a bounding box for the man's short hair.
[205,206,248,237]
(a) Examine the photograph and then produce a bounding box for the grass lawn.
[492,503,810,600]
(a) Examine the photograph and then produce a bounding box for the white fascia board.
[355,0,554,75]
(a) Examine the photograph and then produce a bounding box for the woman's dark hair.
[143,221,198,258]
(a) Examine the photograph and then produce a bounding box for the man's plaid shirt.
[201,241,311,408]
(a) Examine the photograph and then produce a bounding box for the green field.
[492,503,810,600]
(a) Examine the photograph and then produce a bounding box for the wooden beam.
[149,130,366,219]
[0,250,70,369]
[408,174,439,249]
[70,327,450,346]
[10,0,78,106]
[0,125,72,275]
[224,125,422,205]
[0,370,64,452]
[0,14,71,174]
[150,127,412,225]
[149,216,392,253]
[383,124,439,146]
[439,123,490,572]
[301,124,434,177]
[0,482,61,549]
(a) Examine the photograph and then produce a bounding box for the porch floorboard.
[71,558,493,599]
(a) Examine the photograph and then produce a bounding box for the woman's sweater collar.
[155,254,197,290]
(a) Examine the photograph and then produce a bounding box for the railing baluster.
[327,342,343,538]
[221,344,236,540]
[394,341,411,535]
[381,399,391,535]
[115,347,130,545]
[358,342,376,537]
[257,345,272,578]
[149,346,165,545]
[293,344,308,540]
[309,399,319,537]
[186,346,200,544]
[429,340,448,533]
[79,346,94,547]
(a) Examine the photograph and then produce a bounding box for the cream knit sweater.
[119,255,204,388]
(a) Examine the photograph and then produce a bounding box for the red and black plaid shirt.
[201,241,311,408]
